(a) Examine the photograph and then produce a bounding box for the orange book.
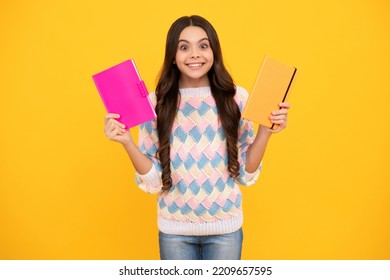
[242,56,297,129]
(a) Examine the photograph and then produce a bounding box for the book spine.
[271,67,297,130]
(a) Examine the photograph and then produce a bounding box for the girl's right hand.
[104,113,133,145]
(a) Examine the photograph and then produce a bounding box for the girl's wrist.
[121,138,136,148]
[258,125,273,138]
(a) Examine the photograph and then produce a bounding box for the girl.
[104,15,291,260]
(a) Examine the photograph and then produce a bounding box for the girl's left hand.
[263,102,291,133]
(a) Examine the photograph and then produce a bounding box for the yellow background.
[1,0,389,260]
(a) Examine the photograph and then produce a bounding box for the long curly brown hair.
[155,15,241,192]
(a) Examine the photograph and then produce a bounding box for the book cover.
[92,59,156,129]
[242,56,297,129]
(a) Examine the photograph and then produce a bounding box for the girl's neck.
[178,76,210,89]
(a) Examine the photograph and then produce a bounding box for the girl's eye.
[179,45,188,51]
[200,44,209,49]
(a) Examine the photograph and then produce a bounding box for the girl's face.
[175,26,214,88]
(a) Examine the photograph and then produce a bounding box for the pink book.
[92,59,156,129]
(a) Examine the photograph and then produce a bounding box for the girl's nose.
[191,52,200,59]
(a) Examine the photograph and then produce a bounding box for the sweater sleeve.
[135,93,163,194]
[234,86,262,186]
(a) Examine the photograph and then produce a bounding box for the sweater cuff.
[135,165,162,193]
[242,161,262,185]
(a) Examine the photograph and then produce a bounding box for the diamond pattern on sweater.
[210,153,224,169]
[173,126,187,142]
[182,103,196,116]
[183,153,196,169]
[167,202,179,213]
[202,179,213,195]
[198,101,212,116]
[171,154,183,170]
[197,154,209,169]
[176,179,187,194]
[180,204,192,215]
[188,180,201,195]
[194,204,207,216]
[137,87,260,229]
[189,127,202,142]
[204,124,216,141]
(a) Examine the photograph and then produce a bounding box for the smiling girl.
[104,15,291,260]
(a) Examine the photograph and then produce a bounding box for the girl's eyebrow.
[178,38,209,43]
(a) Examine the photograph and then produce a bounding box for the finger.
[104,113,121,125]
[271,118,286,124]
[106,117,126,129]
[270,122,287,133]
[105,119,115,132]
[109,127,121,139]
[113,120,126,129]
[270,114,287,121]
[272,108,289,116]
[105,118,126,133]
[105,121,120,136]
[117,127,126,134]
[279,102,291,109]
[112,125,127,135]
[105,113,120,119]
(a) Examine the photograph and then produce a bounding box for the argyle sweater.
[135,86,262,236]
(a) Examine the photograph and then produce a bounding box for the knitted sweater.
[135,86,262,236]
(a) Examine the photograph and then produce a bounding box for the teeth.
[188,63,202,67]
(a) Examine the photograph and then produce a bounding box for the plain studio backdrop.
[0,0,389,259]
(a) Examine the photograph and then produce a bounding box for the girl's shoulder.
[234,86,249,112]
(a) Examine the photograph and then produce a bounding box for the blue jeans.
[159,228,243,260]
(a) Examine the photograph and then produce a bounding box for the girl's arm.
[121,138,153,175]
[104,113,153,175]
[245,102,291,173]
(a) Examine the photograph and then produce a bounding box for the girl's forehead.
[179,26,208,41]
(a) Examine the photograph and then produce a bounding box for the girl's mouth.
[187,63,204,68]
